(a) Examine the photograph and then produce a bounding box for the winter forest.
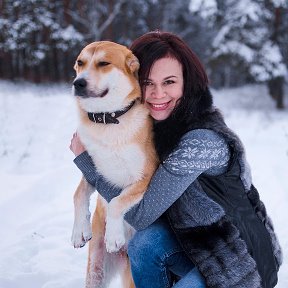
[0,0,288,108]
[0,1,288,288]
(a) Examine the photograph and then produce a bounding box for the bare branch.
[66,9,90,28]
[98,0,125,35]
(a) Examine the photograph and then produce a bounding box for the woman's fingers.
[69,131,86,156]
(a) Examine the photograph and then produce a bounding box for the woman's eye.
[77,60,84,66]
[143,81,153,86]
[98,61,110,67]
[164,80,175,85]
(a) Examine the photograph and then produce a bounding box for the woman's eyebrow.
[163,75,177,80]
[145,75,177,81]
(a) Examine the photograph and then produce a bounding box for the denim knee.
[128,222,175,288]
[127,219,200,288]
[127,218,182,265]
[128,226,163,264]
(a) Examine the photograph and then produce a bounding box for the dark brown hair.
[130,31,213,160]
[130,31,212,123]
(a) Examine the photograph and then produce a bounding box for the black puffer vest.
[164,107,282,288]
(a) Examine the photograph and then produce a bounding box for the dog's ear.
[126,53,139,75]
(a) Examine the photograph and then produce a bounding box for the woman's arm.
[72,129,230,230]
[74,151,122,202]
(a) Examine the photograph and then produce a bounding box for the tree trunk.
[267,76,285,109]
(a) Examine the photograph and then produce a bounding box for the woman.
[70,31,282,288]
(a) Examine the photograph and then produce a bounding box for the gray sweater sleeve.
[74,129,230,230]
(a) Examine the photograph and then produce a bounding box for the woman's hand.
[70,132,86,157]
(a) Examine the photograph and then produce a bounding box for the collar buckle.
[87,101,136,125]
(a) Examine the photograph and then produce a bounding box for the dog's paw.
[105,232,126,253]
[71,216,92,248]
[104,218,125,253]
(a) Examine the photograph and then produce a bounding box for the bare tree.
[66,0,125,41]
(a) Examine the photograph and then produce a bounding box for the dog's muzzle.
[73,78,109,98]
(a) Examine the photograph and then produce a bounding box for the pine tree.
[205,0,287,101]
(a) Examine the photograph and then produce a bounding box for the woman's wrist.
[73,151,97,186]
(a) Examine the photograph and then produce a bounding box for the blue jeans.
[127,217,206,288]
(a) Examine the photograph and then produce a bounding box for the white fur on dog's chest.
[89,142,145,188]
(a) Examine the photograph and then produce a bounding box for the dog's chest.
[88,142,145,188]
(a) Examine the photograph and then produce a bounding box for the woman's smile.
[148,101,171,111]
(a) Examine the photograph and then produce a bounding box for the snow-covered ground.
[0,80,287,288]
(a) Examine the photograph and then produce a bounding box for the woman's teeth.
[152,104,166,108]
[150,102,169,109]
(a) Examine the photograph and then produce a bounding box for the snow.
[189,0,217,19]
[212,40,254,62]
[250,41,288,81]
[272,0,288,8]
[53,25,84,42]
[234,0,260,22]
[0,81,287,287]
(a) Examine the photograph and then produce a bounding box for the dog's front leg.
[71,176,95,248]
[105,199,126,253]
[86,197,107,288]
[105,179,150,253]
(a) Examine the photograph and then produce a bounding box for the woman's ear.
[126,53,140,76]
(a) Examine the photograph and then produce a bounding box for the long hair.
[130,31,213,161]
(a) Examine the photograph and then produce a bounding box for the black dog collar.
[87,101,135,124]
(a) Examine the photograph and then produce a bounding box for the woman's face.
[143,57,184,121]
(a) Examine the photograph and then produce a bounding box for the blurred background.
[0,1,287,288]
[0,0,287,108]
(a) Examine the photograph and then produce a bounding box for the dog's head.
[73,41,140,113]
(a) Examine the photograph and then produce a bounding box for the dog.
[71,41,159,288]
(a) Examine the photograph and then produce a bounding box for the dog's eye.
[77,60,84,66]
[98,61,110,67]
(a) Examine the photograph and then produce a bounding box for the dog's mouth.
[87,88,109,98]
[74,88,109,98]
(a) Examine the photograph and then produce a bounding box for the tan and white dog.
[71,41,158,288]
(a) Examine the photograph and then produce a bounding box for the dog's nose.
[73,78,87,90]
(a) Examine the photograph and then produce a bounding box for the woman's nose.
[151,85,165,99]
